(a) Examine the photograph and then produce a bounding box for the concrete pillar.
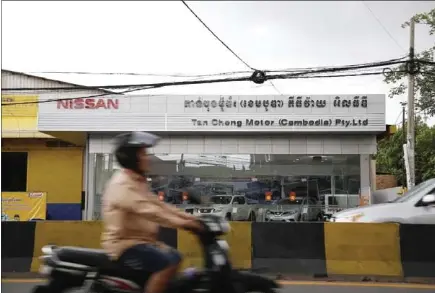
[360,154,372,204]
[370,156,377,191]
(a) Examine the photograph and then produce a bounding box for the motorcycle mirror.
[184,188,203,205]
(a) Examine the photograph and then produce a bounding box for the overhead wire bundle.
[0,56,421,106]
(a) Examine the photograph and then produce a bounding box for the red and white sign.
[57,98,119,110]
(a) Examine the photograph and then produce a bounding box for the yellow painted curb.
[2,278,435,289]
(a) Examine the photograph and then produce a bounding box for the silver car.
[331,178,435,224]
[265,198,303,222]
[265,197,323,222]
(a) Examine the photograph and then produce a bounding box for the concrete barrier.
[324,223,402,277]
[400,224,435,278]
[1,222,36,272]
[252,222,326,276]
[2,221,435,280]
[177,222,251,270]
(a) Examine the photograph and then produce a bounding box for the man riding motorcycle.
[101,132,203,293]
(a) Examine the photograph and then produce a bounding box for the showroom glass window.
[92,153,360,219]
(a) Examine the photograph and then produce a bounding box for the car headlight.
[283,210,297,215]
[213,208,223,213]
[334,213,364,223]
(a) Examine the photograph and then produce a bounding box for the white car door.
[408,189,435,224]
[230,196,241,220]
[234,196,249,220]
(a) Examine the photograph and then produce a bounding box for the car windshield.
[210,196,232,204]
[390,179,435,203]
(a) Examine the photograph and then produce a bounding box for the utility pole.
[400,102,407,143]
[406,18,416,189]
[400,101,407,187]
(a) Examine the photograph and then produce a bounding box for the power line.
[268,81,283,95]
[417,60,435,66]
[2,58,407,92]
[361,1,406,53]
[264,55,408,73]
[19,70,252,78]
[16,56,410,77]
[2,69,402,107]
[180,1,284,96]
[181,0,255,71]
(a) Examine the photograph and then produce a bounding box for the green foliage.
[376,120,435,185]
[384,9,435,116]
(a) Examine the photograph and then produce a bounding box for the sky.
[2,1,434,126]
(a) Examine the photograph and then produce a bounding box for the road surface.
[2,279,435,293]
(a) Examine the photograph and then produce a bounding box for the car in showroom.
[264,196,323,222]
[190,194,258,221]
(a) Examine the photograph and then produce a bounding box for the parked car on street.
[330,178,435,224]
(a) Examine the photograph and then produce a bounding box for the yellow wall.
[2,139,84,204]
[1,95,51,138]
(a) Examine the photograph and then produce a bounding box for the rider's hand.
[182,219,204,233]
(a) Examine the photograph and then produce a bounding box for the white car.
[330,178,435,224]
[193,194,257,221]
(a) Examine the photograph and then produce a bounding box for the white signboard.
[38,94,386,133]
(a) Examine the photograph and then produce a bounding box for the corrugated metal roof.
[1,69,114,94]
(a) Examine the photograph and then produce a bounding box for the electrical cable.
[179,1,290,94]
[265,56,408,73]
[264,59,407,81]
[2,58,408,92]
[17,55,409,77]
[20,70,253,78]
[268,80,283,95]
[2,69,403,107]
[181,0,256,71]
[361,1,406,53]
[417,60,435,66]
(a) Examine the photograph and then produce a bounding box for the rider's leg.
[118,244,182,293]
[144,263,180,293]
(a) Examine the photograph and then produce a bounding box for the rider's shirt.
[101,169,187,259]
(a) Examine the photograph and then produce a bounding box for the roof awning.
[1,130,53,138]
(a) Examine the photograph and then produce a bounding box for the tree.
[376,119,435,186]
[384,9,435,117]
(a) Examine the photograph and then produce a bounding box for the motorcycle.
[33,194,279,293]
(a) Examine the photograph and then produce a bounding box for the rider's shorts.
[117,243,182,274]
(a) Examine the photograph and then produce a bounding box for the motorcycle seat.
[56,246,111,267]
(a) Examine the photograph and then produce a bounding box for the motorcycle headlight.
[217,240,229,251]
[41,245,55,255]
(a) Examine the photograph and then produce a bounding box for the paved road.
[2,280,435,293]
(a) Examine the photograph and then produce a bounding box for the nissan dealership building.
[37,94,385,220]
